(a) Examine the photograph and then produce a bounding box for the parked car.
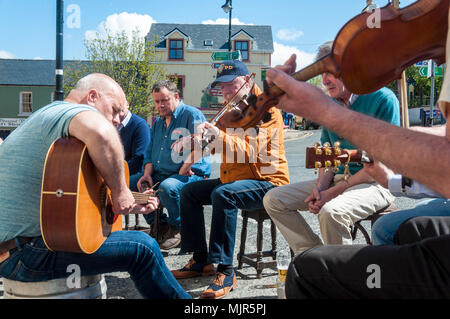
[293,115,320,130]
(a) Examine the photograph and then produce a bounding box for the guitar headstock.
[305,142,371,176]
[305,142,348,173]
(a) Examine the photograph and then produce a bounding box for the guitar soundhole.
[100,183,118,225]
[105,202,118,225]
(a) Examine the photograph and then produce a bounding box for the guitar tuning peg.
[323,142,331,148]
[324,160,332,169]
[324,142,332,155]
[314,161,322,175]
[333,142,342,155]
[334,159,341,167]
[314,142,323,155]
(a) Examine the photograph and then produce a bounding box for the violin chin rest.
[246,94,258,108]
[262,112,272,123]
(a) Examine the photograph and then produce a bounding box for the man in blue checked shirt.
[137,80,210,250]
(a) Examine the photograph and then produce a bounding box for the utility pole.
[55,0,64,101]
[391,0,410,128]
[430,60,436,126]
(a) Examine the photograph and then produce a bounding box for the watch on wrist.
[401,176,413,193]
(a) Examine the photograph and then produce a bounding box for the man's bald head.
[73,73,122,96]
[66,73,127,127]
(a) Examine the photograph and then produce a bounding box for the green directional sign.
[419,66,443,77]
[211,51,241,61]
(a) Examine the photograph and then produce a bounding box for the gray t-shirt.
[0,101,97,241]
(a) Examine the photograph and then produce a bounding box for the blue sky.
[0,0,417,68]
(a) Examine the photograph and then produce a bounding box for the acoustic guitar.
[40,137,153,254]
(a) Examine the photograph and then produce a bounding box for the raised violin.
[212,0,449,130]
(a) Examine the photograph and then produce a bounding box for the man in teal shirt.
[264,41,400,254]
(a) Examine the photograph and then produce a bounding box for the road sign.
[261,69,267,81]
[414,61,429,67]
[418,66,443,77]
[209,87,222,97]
[211,63,221,69]
[211,51,241,61]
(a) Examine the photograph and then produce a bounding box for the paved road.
[0,129,421,299]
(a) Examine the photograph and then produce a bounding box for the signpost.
[211,50,241,61]
[418,66,443,77]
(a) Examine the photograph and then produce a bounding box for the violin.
[213,0,449,130]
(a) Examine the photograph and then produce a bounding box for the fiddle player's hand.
[171,135,192,154]
[363,160,394,189]
[265,54,297,87]
[197,122,219,139]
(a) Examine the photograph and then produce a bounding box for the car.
[293,115,320,130]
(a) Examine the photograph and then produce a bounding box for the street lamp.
[55,0,64,101]
[221,0,232,59]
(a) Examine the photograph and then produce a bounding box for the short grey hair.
[316,41,333,61]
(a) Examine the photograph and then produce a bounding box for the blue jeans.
[144,173,204,228]
[0,231,191,299]
[180,178,275,265]
[372,198,450,245]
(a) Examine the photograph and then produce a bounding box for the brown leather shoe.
[160,225,181,250]
[200,271,237,299]
[171,259,215,279]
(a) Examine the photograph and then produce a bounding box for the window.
[168,75,185,98]
[169,39,184,60]
[19,92,32,114]
[235,40,249,61]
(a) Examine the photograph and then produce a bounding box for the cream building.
[147,23,274,120]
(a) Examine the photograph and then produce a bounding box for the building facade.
[147,23,273,120]
[0,59,57,139]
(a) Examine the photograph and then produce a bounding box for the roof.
[148,23,273,52]
[0,59,89,86]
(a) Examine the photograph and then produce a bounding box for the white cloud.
[202,18,253,25]
[271,42,316,71]
[276,28,304,41]
[0,50,15,59]
[85,12,156,42]
[33,57,43,60]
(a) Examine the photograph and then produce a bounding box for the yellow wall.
[153,32,271,109]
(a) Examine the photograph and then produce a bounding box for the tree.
[387,65,443,108]
[64,28,166,118]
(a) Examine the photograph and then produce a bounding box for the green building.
[0,59,57,139]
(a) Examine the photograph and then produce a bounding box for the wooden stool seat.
[237,208,277,279]
[351,203,398,244]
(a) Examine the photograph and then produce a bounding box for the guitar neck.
[305,147,372,169]
[131,192,155,205]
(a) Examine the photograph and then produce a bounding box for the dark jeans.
[0,231,191,299]
[180,178,275,265]
[285,216,450,299]
[144,173,204,228]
